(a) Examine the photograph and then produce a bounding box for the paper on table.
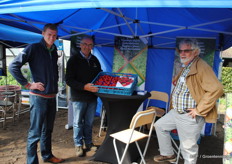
[137,91,147,95]
[116,77,134,88]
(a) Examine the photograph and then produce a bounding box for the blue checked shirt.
[172,60,197,114]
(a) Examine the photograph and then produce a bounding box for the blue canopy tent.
[0,1,231,131]
[1,1,232,49]
[0,23,42,47]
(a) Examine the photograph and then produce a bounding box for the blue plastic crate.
[92,72,138,96]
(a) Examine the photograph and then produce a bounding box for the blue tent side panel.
[144,48,175,109]
[94,46,114,116]
[204,123,213,136]
[213,50,222,77]
[94,47,114,72]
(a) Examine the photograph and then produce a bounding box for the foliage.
[222,67,232,93]
[220,93,232,111]
[0,68,20,86]
[226,94,232,108]
[217,67,232,113]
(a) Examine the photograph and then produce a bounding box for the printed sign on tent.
[113,36,148,90]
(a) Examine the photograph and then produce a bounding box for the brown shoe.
[153,154,176,162]
[75,146,84,157]
[44,156,65,163]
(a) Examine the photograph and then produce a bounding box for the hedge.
[222,67,232,93]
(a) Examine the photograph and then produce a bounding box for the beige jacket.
[171,57,224,123]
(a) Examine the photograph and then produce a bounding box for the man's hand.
[84,83,99,92]
[187,108,199,118]
[29,82,45,91]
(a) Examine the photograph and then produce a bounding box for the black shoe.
[85,143,98,152]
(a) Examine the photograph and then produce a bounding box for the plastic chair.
[98,105,107,137]
[143,91,169,131]
[170,130,182,164]
[110,108,157,164]
[0,90,17,128]
[145,91,169,114]
[170,130,201,164]
[171,138,181,164]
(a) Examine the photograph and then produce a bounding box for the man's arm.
[195,61,224,116]
[8,47,32,89]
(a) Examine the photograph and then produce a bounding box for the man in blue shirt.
[9,23,65,164]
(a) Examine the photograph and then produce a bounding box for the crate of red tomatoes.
[92,72,138,95]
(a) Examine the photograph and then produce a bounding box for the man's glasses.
[178,49,194,53]
[81,42,94,48]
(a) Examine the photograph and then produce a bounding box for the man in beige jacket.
[154,38,224,164]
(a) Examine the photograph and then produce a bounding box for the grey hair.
[81,36,94,43]
[178,38,201,54]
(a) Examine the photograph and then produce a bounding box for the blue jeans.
[72,99,97,146]
[27,95,56,164]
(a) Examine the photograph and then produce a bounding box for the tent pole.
[0,17,44,25]
[140,27,186,38]
[100,8,133,21]
[140,20,184,28]
[189,27,232,35]
[190,18,232,28]
[94,30,133,38]
[95,22,132,31]
[117,8,135,36]
[60,29,133,39]
[9,14,43,32]
[135,8,138,36]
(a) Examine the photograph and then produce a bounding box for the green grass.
[218,93,232,114]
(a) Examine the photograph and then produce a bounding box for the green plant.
[0,68,20,86]
[225,93,232,108]
[218,67,232,113]
[222,67,232,93]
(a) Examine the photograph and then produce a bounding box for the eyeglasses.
[81,42,94,48]
[178,49,195,53]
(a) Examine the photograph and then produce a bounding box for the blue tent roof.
[0,1,232,49]
[0,23,42,46]
[1,0,232,13]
